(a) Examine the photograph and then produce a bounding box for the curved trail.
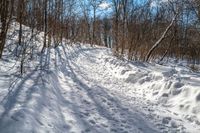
[47,45,159,133]
[0,45,198,133]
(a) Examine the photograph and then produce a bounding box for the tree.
[0,0,10,58]
[145,13,178,62]
[112,0,121,54]
[41,0,48,53]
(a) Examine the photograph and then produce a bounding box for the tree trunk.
[0,0,9,58]
[42,0,48,53]
[145,13,178,62]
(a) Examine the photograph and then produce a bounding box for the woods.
[1,0,200,67]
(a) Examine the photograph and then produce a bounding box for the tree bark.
[42,0,48,53]
[0,0,9,58]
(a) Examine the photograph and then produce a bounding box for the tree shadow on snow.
[54,44,159,133]
[0,44,159,133]
[0,52,71,132]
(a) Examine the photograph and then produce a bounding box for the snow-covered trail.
[0,44,199,133]
[0,45,157,133]
[49,45,159,133]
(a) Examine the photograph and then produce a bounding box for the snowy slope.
[0,23,200,133]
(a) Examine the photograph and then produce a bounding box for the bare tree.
[0,0,10,58]
[145,12,178,62]
[41,0,48,53]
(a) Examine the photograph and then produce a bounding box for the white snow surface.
[0,23,200,133]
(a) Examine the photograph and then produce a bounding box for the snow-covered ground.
[0,23,200,133]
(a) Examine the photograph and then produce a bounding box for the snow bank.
[102,54,200,125]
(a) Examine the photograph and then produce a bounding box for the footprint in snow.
[101,98,107,103]
[11,115,19,121]
[120,112,125,116]
[124,125,131,129]
[35,118,44,126]
[121,120,127,123]
[81,112,90,117]
[101,123,109,128]
[104,101,112,106]
[110,128,118,132]
[68,120,75,124]
[122,107,129,111]
[11,111,25,121]
[83,99,91,105]
[170,121,178,128]
[162,117,172,124]
[82,128,91,133]
[89,119,96,125]
[111,108,118,113]
[48,123,52,127]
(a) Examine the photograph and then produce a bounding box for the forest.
[1,0,200,69]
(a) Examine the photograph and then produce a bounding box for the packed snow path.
[0,45,199,133]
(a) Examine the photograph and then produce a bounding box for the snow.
[0,23,200,133]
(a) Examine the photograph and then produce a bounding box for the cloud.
[99,2,110,10]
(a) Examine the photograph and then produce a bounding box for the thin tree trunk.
[42,0,48,53]
[0,0,9,58]
[145,13,178,62]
